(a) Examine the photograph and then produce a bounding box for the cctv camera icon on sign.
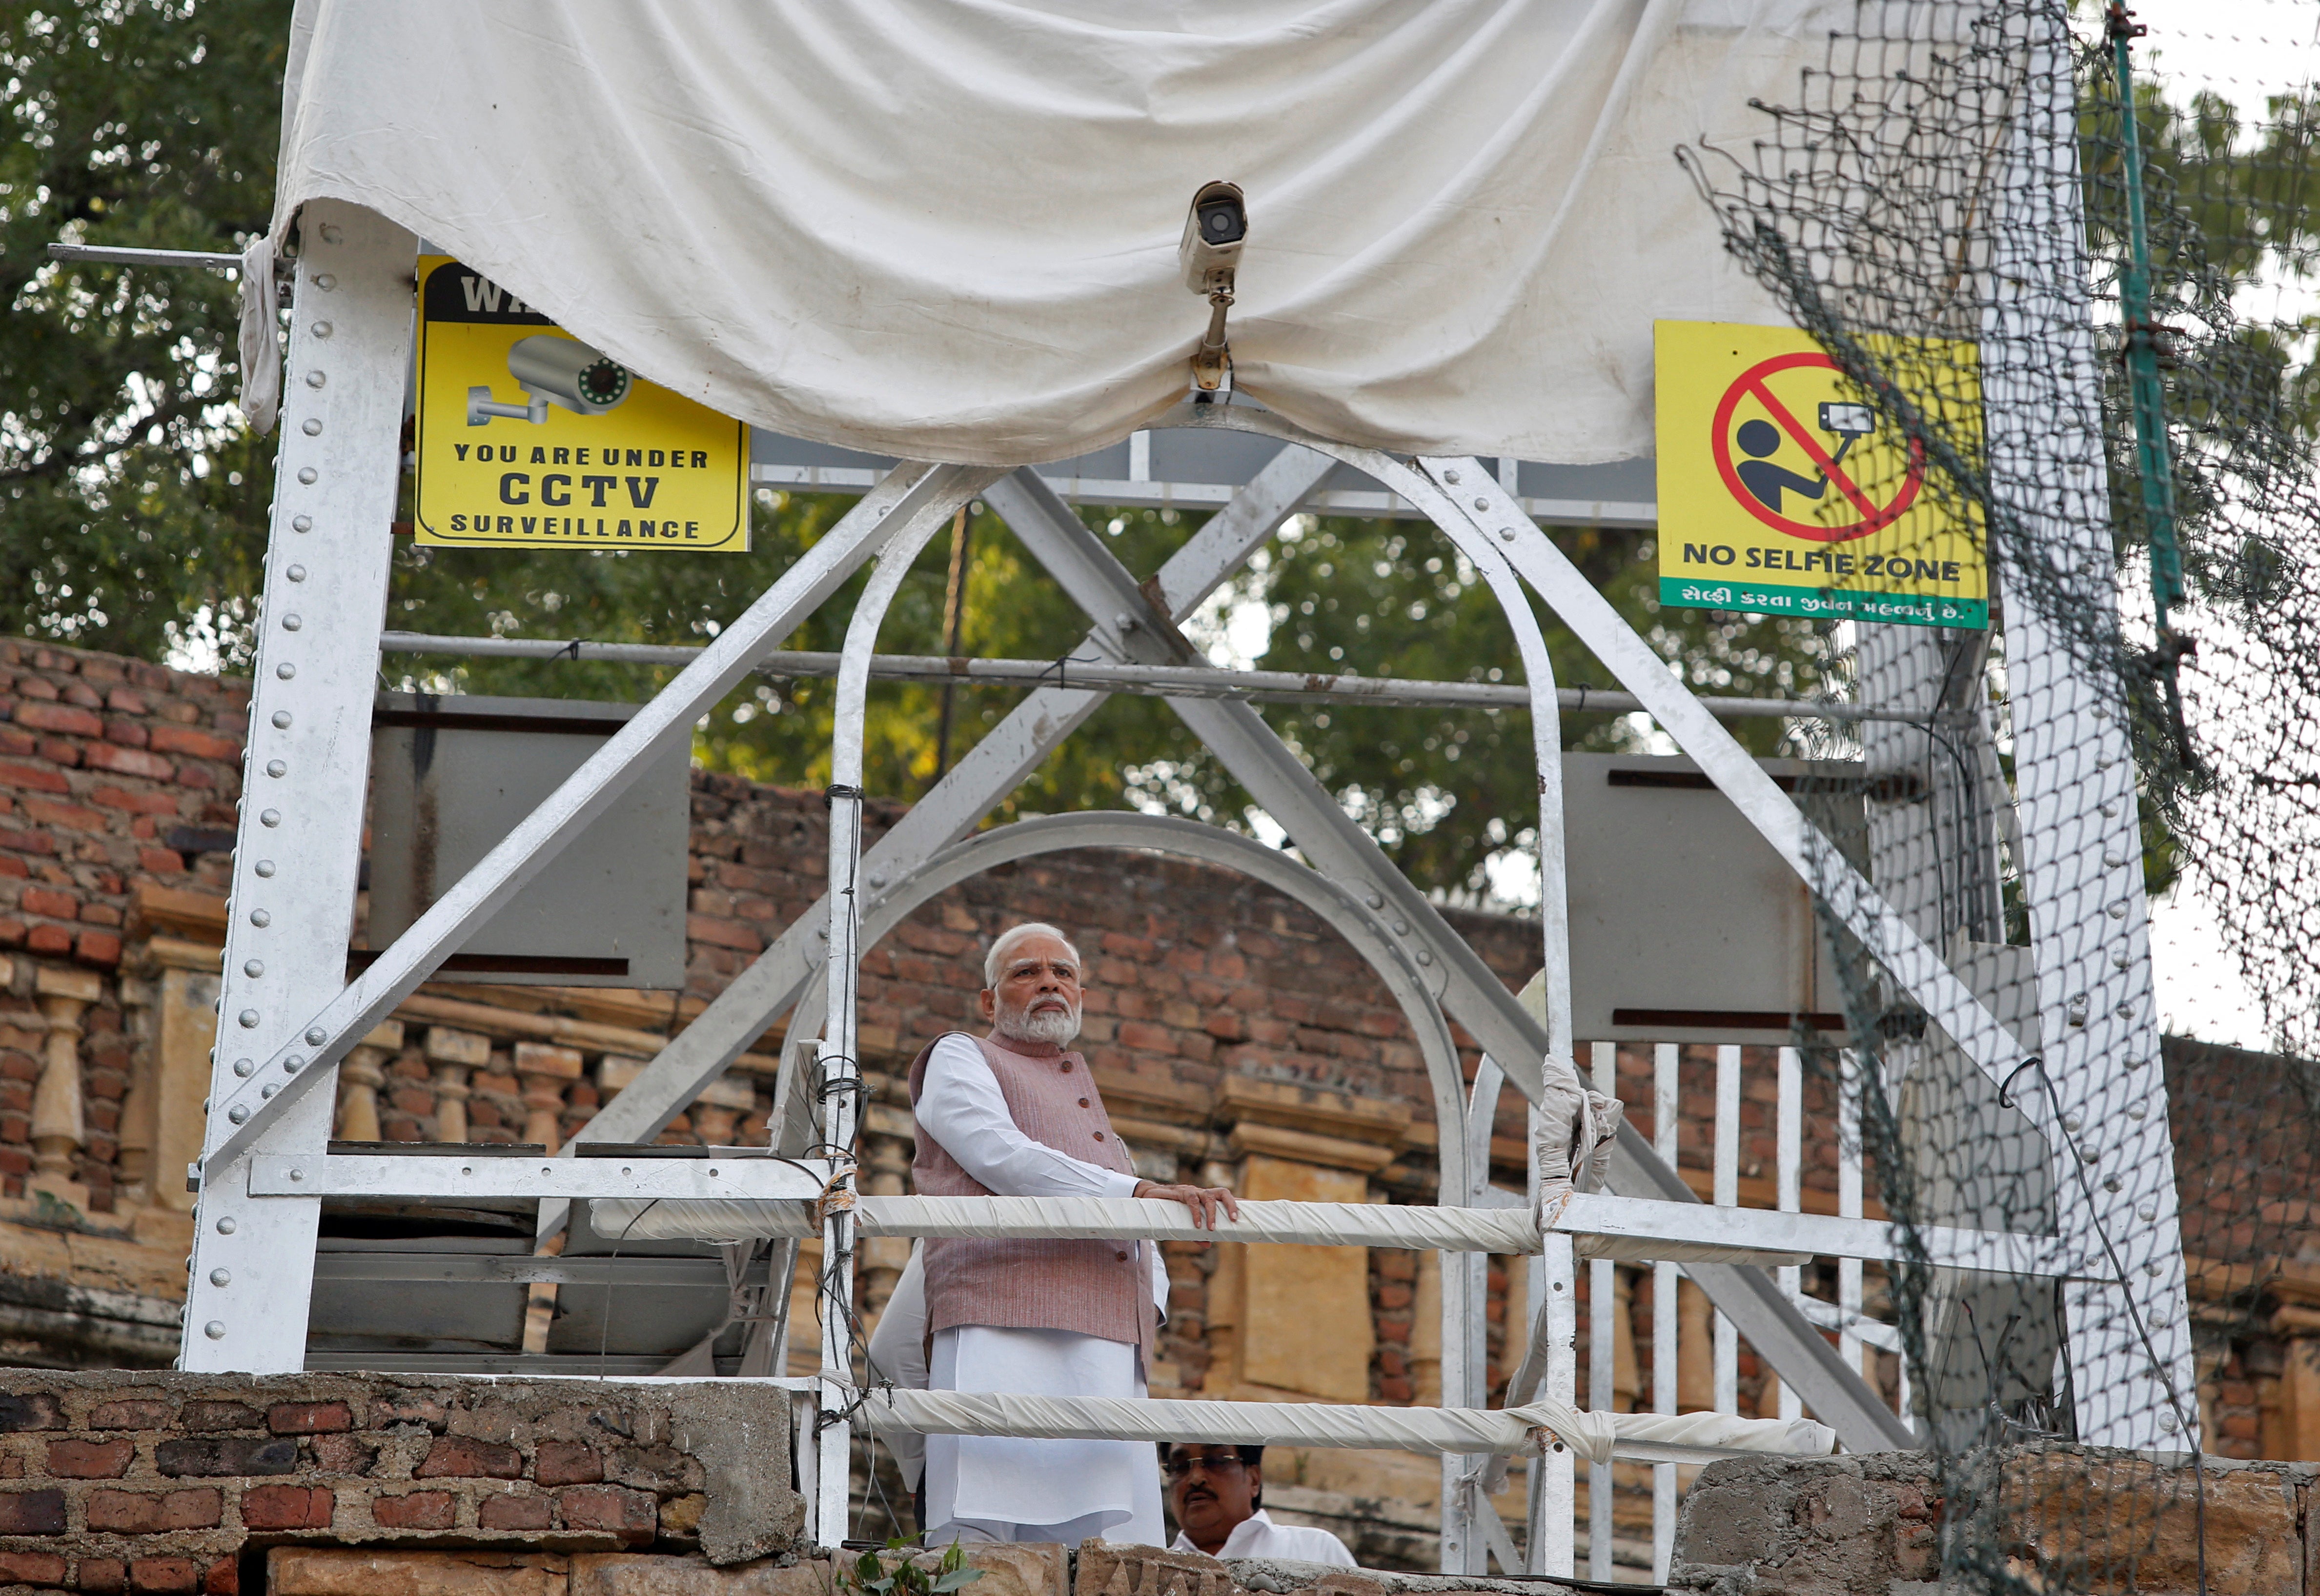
[468,335,633,426]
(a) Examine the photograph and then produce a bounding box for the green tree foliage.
[1,0,292,664]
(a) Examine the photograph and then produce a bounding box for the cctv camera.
[1180,181,1246,295]
[1179,181,1246,392]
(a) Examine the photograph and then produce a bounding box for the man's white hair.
[983,922,1082,989]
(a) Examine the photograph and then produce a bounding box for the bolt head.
[227,1105,250,1124]
[209,1269,231,1287]
[216,1217,237,1235]
[237,1010,260,1029]
[304,370,326,389]
[204,1321,227,1340]
[261,809,281,828]
[265,760,286,778]
[305,1027,327,1047]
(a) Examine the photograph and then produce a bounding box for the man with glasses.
[1163,1444,1358,1565]
[909,922,1240,1547]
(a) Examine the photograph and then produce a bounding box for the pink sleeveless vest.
[907,1031,1155,1360]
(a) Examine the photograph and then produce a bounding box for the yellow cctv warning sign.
[412,257,748,551]
[1654,321,1985,629]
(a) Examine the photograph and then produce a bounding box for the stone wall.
[0,1369,797,1593]
[1669,1448,2318,1596]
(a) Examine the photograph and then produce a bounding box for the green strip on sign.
[1658,577,1988,631]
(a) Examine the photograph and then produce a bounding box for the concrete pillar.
[31,966,101,1210]
[514,1041,583,1152]
[427,1027,487,1144]
[334,1020,403,1144]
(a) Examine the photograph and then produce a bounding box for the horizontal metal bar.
[304,1352,692,1376]
[47,242,243,270]
[1554,1193,2081,1277]
[378,631,1917,724]
[751,463,1657,528]
[310,1253,729,1287]
[247,1152,838,1202]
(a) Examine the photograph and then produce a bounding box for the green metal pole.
[2106,1,2185,632]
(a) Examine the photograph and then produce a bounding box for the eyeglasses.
[1163,1452,1247,1479]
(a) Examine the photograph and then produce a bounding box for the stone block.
[426,1029,493,1069]
[311,1434,380,1475]
[176,1401,263,1433]
[86,1487,224,1533]
[480,1492,556,1532]
[535,1441,604,1486]
[1075,1543,1240,1596]
[130,1557,200,1595]
[2003,1454,2302,1596]
[269,1550,569,1596]
[0,1487,66,1535]
[156,1435,298,1476]
[416,1435,524,1479]
[269,1402,354,1435]
[89,1398,175,1430]
[371,1491,459,1530]
[47,1436,135,1477]
[568,1556,827,1596]
[0,1393,62,1433]
[0,1551,66,1586]
[243,1483,336,1530]
[559,1486,658,1544]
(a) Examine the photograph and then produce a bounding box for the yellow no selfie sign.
[412,256,748,551]
[1654,321,1987,629]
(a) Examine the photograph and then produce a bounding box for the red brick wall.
[0,1371,791,1592]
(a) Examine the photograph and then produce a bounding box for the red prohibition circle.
[1710,351,1924,543]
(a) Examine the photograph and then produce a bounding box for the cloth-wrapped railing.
[835,1387,1836,1469]
[590,1192,1817,1265]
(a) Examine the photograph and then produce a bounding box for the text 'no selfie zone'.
[1653,320,1987,630]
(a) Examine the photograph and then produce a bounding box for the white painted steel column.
[1714,1046,1740,1417]
[1651,1044,1677,1585]
[1777,1047,1804,1422]
[183,201,413,1372]
[1443,1058,1498,1576]
[1537,1230,1577,1577]
[815,479,988,1547]
[1982,5,2198,1447]
[1587,1040,1617,1581]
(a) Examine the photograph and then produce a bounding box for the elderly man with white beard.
[908,922,1238,1547]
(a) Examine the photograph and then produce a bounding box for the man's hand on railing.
[1132,1181,1241,1230]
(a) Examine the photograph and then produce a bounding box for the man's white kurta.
[1172,1509,1360,1567]
[916,1033,1167,1544]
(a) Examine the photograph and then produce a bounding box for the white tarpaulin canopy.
[271,0,1834,464]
